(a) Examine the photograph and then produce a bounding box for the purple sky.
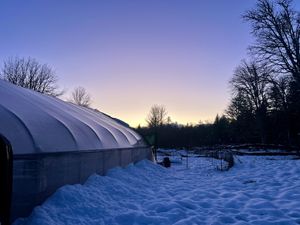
[1,1,298,127]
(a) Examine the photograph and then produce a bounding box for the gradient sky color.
[1,1,299,127]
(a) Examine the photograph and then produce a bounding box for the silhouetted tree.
[227,95,258,143]
[227,92,253,121]
[244,0,300,145]
[213,115,231,144]
[145,105,167,160]
[146,105,167,128]
[244,0,300,82]
[229,60,272,143]
[1,57,63,96]
[269,76,290,111]
[268,76,293,143]
[70,86,91,107]
[135,0,300,148]
[230,60,271,112]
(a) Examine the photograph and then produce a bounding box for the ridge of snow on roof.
[0,79,144,154]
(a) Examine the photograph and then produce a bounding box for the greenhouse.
[0,80,151,223]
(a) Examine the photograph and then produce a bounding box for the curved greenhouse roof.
[0,80,145,155]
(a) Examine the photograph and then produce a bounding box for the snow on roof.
[0,80,145,155]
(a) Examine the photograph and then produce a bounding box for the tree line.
[138,0,300,148]
[2,0,300,148]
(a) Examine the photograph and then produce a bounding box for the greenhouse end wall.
[11,147,153,222]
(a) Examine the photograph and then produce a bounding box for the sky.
[1,0,296,127]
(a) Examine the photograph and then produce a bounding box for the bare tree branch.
[70,86,91,108]
[0,57,63,97]
[244,0,300,83]
[146,105,167,128]
[229,60,272,114]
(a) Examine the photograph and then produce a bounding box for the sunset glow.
[2,1,299,127]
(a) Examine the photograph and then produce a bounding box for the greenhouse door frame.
[0,135,13,225]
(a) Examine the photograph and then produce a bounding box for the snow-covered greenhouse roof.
[0,80,145,155]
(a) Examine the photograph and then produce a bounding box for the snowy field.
[15,154,300,225]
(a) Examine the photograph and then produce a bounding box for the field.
[15,151,300,225]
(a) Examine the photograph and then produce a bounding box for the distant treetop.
[0,57,63,97]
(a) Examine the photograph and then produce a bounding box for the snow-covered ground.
[15,154,300,225]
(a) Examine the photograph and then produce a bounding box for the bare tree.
[70,86,91,107]
[230,60,272,113]
[244,0,300,82]
[146,105,167,128]
[269,76,291,111]
[229,60,272,143]
[146,105,167,161]
[1,57,63,96]
[243,0,300,144]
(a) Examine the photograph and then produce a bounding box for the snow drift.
[15,155,300,225]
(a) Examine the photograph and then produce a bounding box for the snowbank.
[14,155,300,225]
